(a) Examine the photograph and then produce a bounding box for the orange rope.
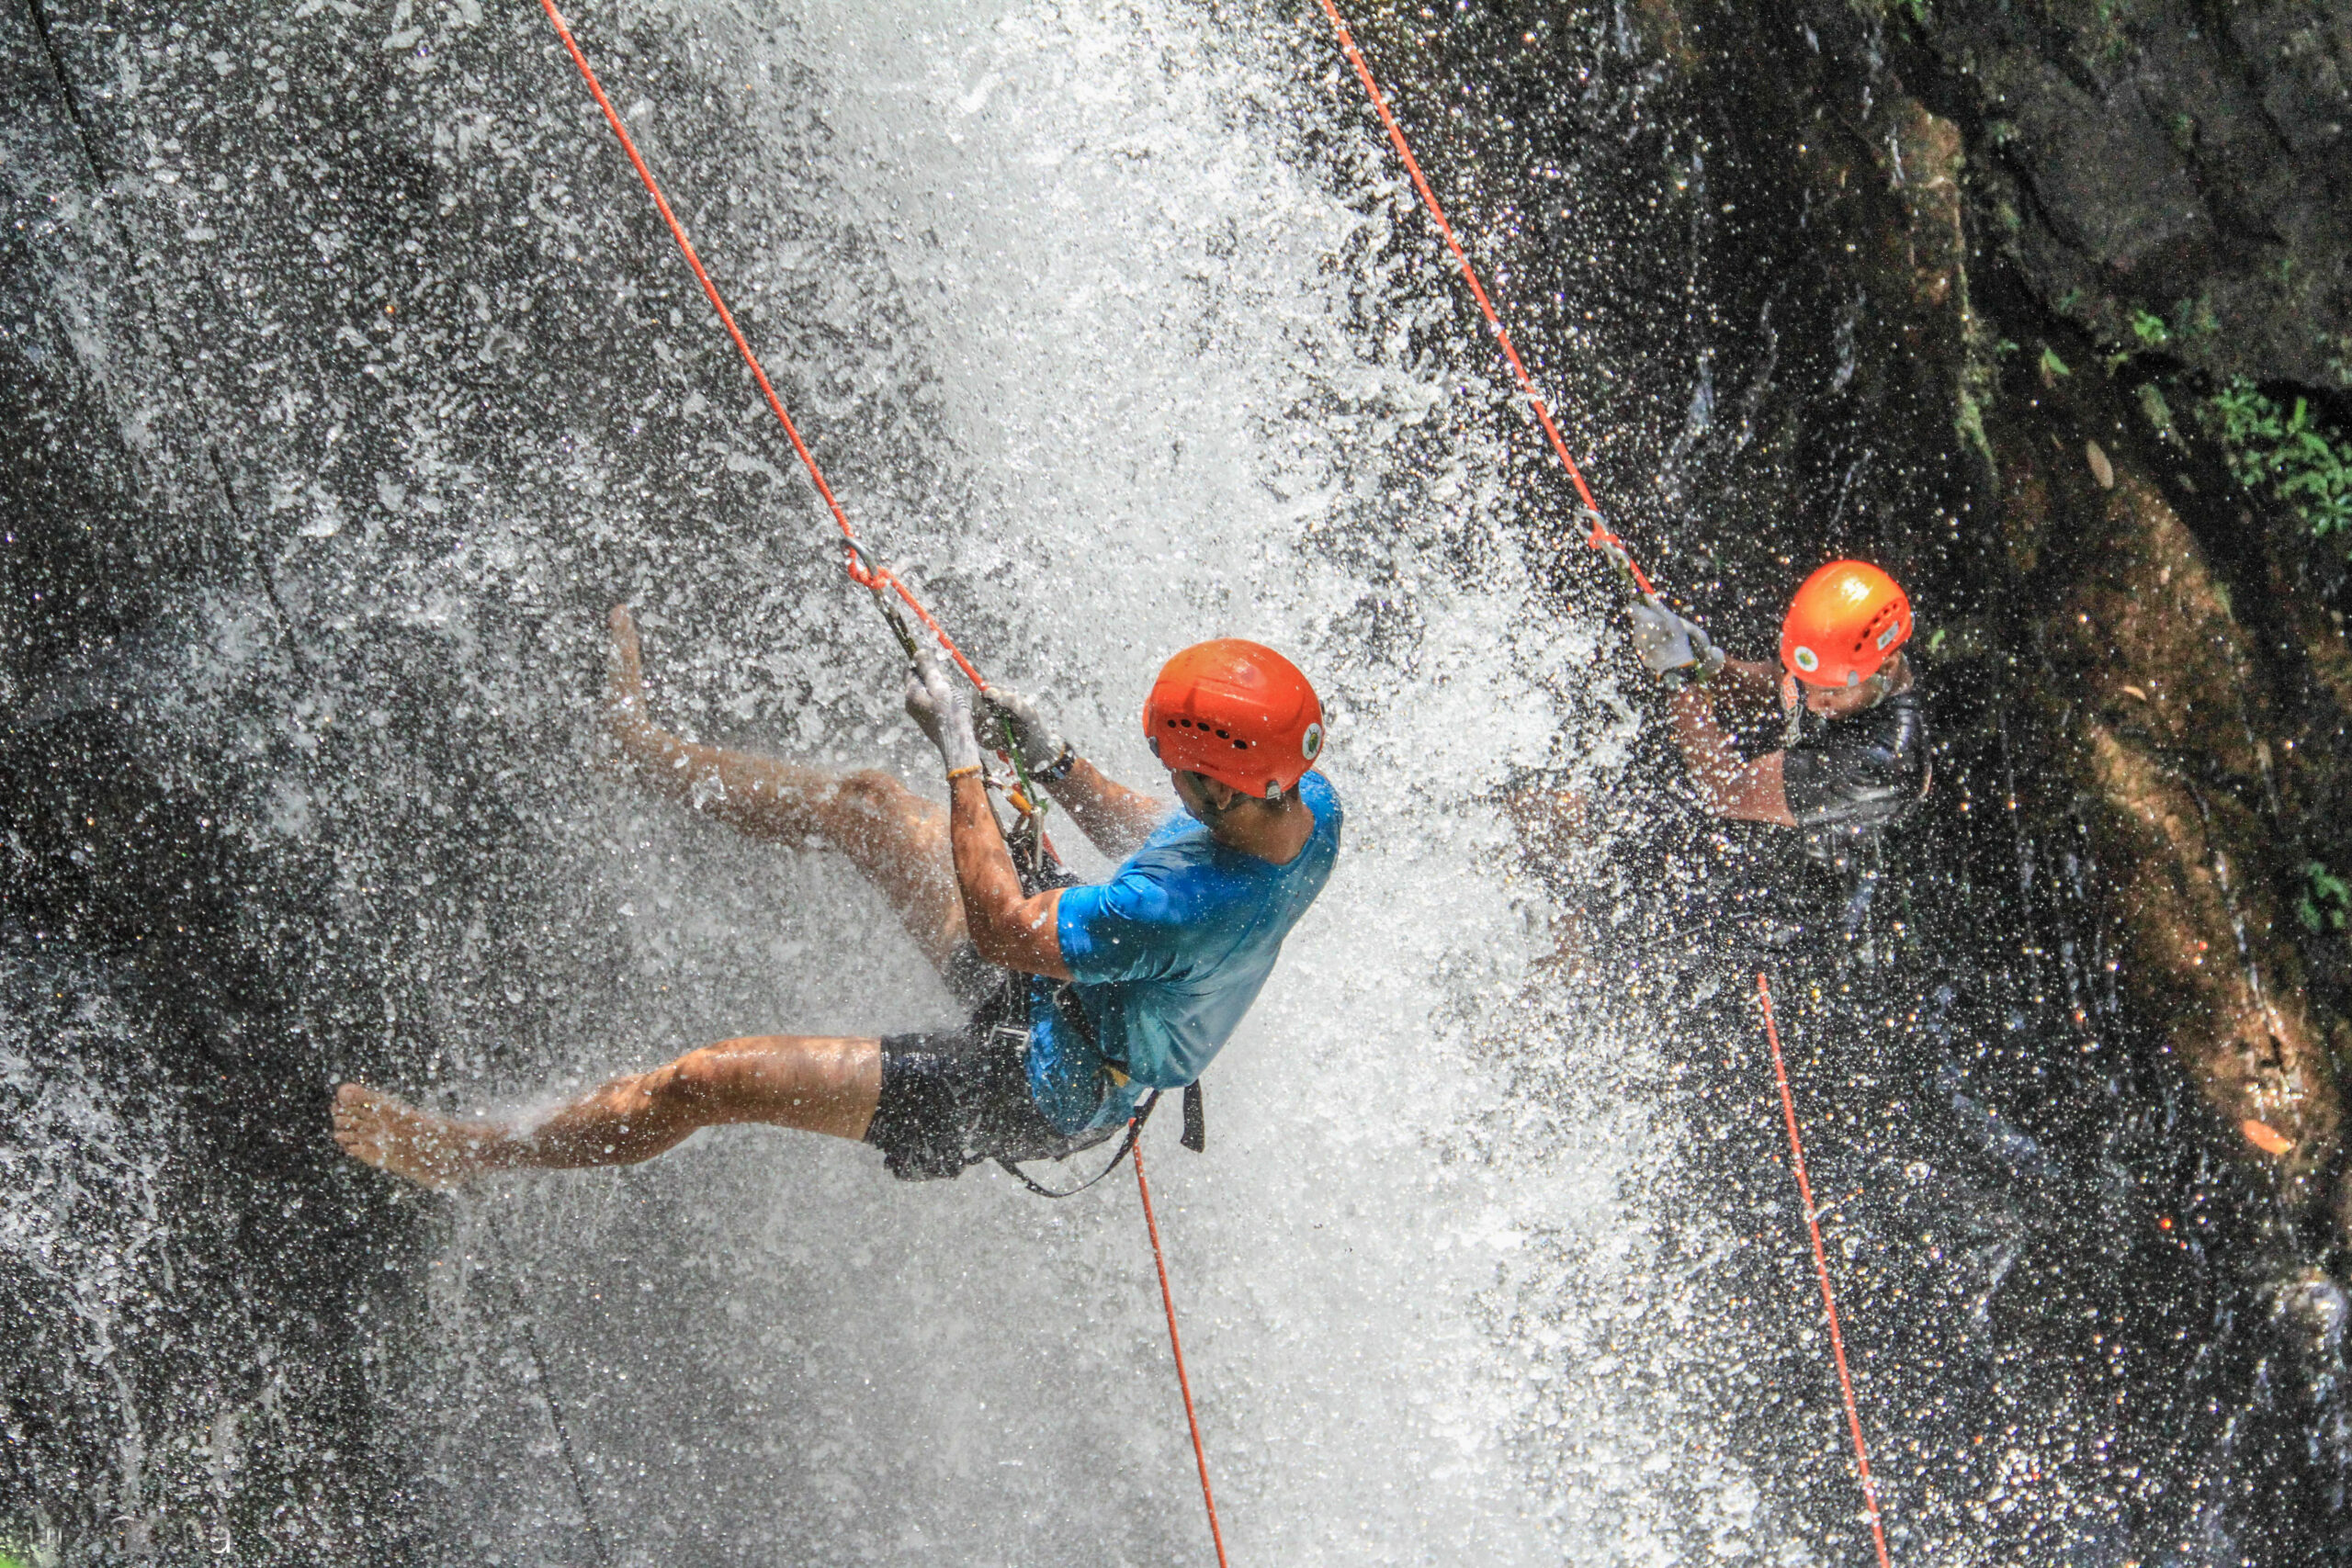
[1756,975,1893,1568]
[536,12,1228,1554]
[1310,0,1657,600]
[537,0,985,688]
[1133,1132,1231,1568]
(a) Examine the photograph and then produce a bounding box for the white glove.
[1625,598,1726,680]
[905,648,984,775]
[972,685,1069,773]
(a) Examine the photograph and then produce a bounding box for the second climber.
[1625,558,1931,876]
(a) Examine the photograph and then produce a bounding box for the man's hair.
[1181,771,1300,815]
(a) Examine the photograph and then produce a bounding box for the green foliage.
[2129,309,2170,349]
[2170,295,2219,344]
[2039,344,2072,379]
[2298,861,2351,936]
[2209,378,2352,540]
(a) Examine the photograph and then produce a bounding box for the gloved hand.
[1625,597,1726,681]
[972,684,1068,773]
[905,648,984,776]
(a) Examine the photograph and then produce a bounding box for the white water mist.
[404,0,1774,1561]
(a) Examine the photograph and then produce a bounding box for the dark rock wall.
[1347,0,2352,1233]
[1910,0,2352,390]
[1807,0,2352,1237]
[1344,0,2352,1552]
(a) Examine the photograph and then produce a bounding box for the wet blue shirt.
[1025,771,1342,1134]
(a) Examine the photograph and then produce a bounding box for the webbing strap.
[998,1091,1160,1199]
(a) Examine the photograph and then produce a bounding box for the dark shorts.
[862,946,1115,1181]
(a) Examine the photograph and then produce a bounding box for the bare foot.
[332,1082,503,1189]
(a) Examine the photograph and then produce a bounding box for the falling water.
[0,0,1792,1556]
[387,0,1758,1561]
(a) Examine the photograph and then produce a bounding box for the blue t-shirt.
[1026,770,1343,1134]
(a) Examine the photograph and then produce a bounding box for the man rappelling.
[332,609,1340,1188]
[1626,560,1930,873]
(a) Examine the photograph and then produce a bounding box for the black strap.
[1182,1080,1205,1153]
[999,1090,1160,1199]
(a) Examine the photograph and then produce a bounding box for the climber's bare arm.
[1701,657,1785,731]
[1668,685,1797,827]
[1040,757,1168,860]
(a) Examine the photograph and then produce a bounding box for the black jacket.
[1781,687,1930,835]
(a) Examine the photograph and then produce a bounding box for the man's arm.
[1668,685,1797,827]
[947,773,1073,978]
[909,655,1075,978]
[974,685,1167,860]
[1038,757,1166,861]
[1701,657,1786,731]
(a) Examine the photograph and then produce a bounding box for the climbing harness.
[998,1092,1159,1200]
[533,5,1226,1555]
[1755,976,1894,1568]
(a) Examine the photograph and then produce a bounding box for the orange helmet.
[1780,560,1914,688]
[1143,639,1324,800]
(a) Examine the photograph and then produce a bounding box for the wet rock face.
[1894,0,2352,389]
[1583,0,2352,1224]
[0,0,919,1553]
[1356,0,2352,1546]
[1804,0,2352,1224]
[2027,456,2342,1198]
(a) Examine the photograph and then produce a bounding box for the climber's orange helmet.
[1780,560,1914,689]
[1144,640,1324,801]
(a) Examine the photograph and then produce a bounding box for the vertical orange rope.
[1757,975,1894,1568]
[1133,1134,1231,1568]
[536,0,986,688]
[1310,0,1656,598]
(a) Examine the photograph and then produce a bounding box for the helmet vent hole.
[1232,739,1248,750]
[1215,728,1229,739]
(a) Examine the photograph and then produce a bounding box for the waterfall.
[0,0,1938,1557]
[390,0,1758,1561]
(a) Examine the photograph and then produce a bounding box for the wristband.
[1031,743,1078,784]
[944,763,982,782]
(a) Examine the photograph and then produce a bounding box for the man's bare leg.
[331,1033,881,1189]
[605,606,968,971]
